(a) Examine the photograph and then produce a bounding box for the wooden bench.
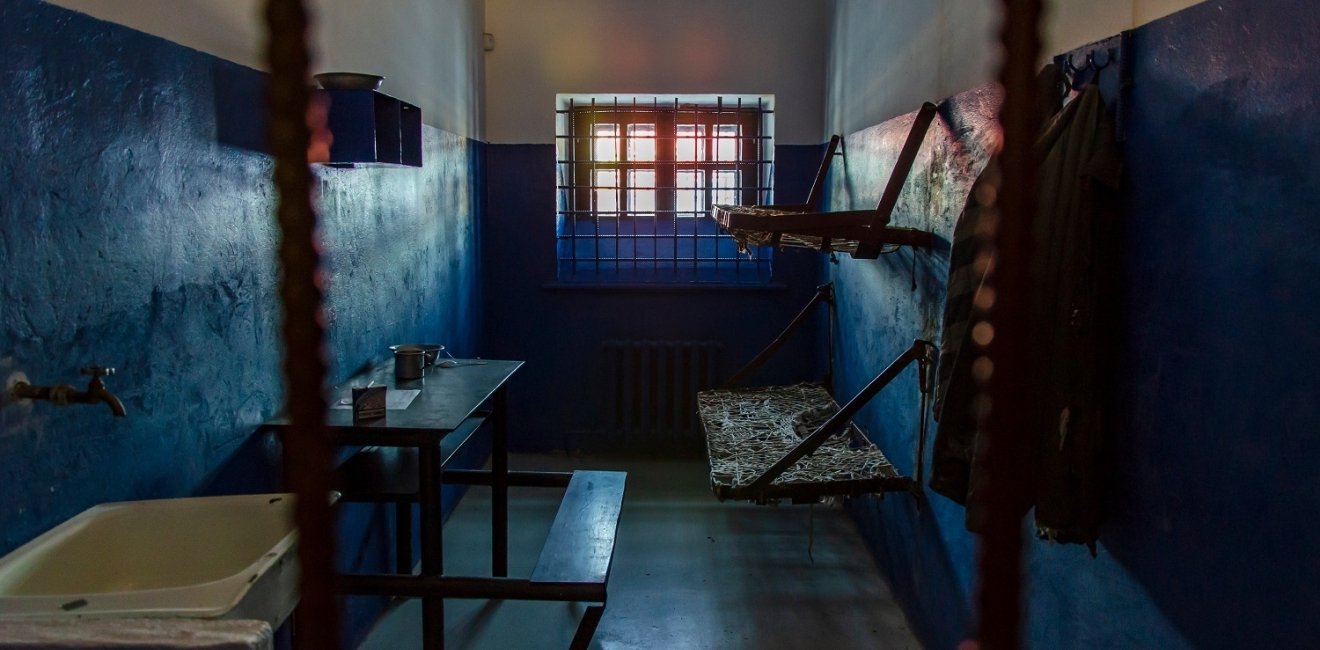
[337,425,628,649]
[531,470,627,650]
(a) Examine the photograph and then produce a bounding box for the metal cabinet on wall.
[321,89,423,167]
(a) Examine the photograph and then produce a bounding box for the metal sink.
[0,494,298,628]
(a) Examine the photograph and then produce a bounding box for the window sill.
[541,281,790,293]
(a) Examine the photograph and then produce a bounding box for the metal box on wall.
[321,89,423,167]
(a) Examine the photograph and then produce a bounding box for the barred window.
[555,95,774,284]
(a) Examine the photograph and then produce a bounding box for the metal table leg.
[493,387,509,577]
[419,442,444,649]
[396,502,413,574]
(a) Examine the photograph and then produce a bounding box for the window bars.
[556,96,775,284]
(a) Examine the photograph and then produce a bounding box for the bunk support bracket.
[722,283,835,389]
[872,102,939,229]
[744,339,935,496]
[912,342,936,496]
[804,135,843,211]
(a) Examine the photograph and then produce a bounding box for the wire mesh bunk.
[712,102,941,259]
[697,284,935,504]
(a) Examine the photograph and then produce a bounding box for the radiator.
[600,340,723,442]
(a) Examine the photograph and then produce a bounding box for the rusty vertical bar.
[975,0,1044,649]
[263,0,340,648]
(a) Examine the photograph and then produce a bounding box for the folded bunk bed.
[697,102,944,505]
[712,102,941,259]
[697,283,934,504]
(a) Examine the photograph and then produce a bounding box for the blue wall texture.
[832,1,1320,648]
[0,0,482,644]
[482,143,828,453]
[827,85,1001,650]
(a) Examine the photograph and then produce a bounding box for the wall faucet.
[9,366,126,417]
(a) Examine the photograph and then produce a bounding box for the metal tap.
[9,366,126,417]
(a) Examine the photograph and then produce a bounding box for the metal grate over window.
[555,95,774,284]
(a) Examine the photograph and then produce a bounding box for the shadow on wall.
[1097,0,1320,646]
[849,492,974,650]
[213,59,268,155]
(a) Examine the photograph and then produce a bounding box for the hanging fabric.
[929,73,1121,547]
[1029,82,1122,546]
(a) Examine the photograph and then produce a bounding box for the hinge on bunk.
[909,340,937,505]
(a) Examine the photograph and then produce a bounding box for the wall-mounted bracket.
[1055,32,1131,140]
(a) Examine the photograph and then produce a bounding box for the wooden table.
[268,358,624,650]
[268,358,522,649]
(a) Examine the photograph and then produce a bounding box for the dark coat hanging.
[930,83,1121,546]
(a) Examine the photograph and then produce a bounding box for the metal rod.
[977,0,1044,647]
[443,469,573,488]
[722,283,834,389]
[872,102,939,228]
[493,387,509,577]
[591,97,600,278]
[914,352,933,490]
[556,108,775,117]
[567,97,578,281]
[732,96,743,278]
[825,284,836,392]
[263,1,339,647]
[617,96,626,276]
[418,442,443,649]
[804,135,842,210]
[570,605,607,650]
[396,502,413,574]
[745,340,931,495]
[335,574,605,604]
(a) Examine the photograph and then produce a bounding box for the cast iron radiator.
[599,340,723,442]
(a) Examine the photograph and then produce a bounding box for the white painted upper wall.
[826,0,1207,137]
[44,0,485,138]
[483,0,830,145]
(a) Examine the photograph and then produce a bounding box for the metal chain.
[975,0,1045,648]
[264,0,341,647]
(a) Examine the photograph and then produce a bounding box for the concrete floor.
[358,453,920,650]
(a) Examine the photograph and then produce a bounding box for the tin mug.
[394,348,425,379]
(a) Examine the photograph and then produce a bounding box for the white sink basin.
[0,494,298,628]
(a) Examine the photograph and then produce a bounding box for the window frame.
[555,95,775,285]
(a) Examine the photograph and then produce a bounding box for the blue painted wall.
[830,1,1320,648]
[0,0,483,644]
[827,86,999,650]
[482,143,828,453]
